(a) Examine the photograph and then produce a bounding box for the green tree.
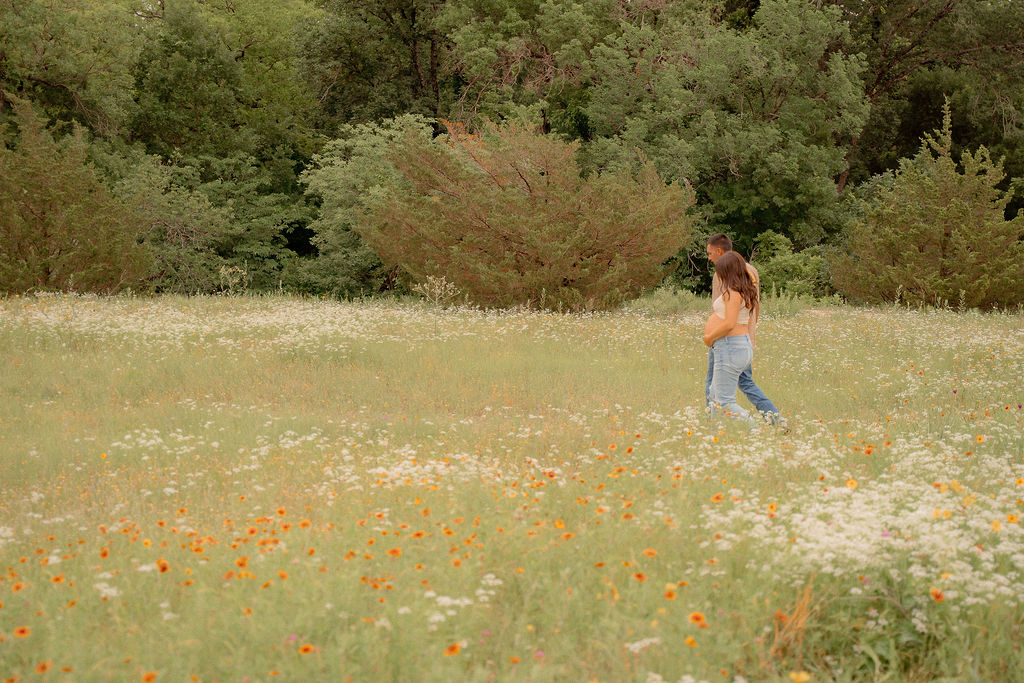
[821,0,1024,194]
[130,2,252,158]
[298,0,456,130]
[102,150,234,294]
[0,0,142,135]
[0,99,152,293]
[299,116,433,297]
[438,0,619,132]
[750,230,826,297]
[352,119,696,310]
[128,0,321,291]
[831,104,1024,309]
[581,0,868,249]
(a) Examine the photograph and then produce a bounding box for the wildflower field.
[1,294,1023,682]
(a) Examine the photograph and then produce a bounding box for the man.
[705,233,782,424]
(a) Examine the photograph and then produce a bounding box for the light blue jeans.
[705,341,780,423]
[707,335,756,425]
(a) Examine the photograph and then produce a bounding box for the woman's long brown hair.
[715,251,759,319]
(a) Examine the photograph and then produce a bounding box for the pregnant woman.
[703,251,759,425]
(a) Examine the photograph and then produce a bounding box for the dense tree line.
[2,0,1023,306]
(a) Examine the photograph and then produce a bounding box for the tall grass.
[1,293,1022,681]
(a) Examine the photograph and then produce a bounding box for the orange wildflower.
[276,508,286,516]
[14,626,30,638]
[50,574,65,584]
[710,493,723,503]
[684,636,697,647]
[642,548,658,557]
[632,573,647,582]
[299,644,315,654]
[930,588,944,602]
[11,582,26,593]
[444,643,461,656]
[277,571,288,580]
[142,673,158,682]
[387,548,402,558]
[688,611,708,627]
[36,662,53,674]
[235,557,249,568]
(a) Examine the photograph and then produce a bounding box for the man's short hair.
[707,233,732,251]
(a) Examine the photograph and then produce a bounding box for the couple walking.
[702,233,782,427]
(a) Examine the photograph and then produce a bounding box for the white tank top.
[712,294,751,325]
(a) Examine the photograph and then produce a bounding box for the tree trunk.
[836,136,859,194]
[409,7,426,97]
[429,34,440,114]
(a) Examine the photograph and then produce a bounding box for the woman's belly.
[705,315,749,338]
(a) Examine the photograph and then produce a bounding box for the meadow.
[1,292,1023,682]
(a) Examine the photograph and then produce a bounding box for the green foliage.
[0,99,152,293]
[298,0,455,130]
[299,117,433,297]
[130,0,317,157]
[106,152,233,294]
[751,231,827,297]
[0,0,142,135]
[129,3,252,158]
[183,153,315,291]
[438,0,618,127]
[578,0,869,250]
[3,0,1022,300]
[825,0,1024,203]
[831,104,1024,309]
[353,119,696,310]
[126,0,320,293]
[623,286,709,316]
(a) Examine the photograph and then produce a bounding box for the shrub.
[357,120,697,311]
[624,286,708,316]
[0,99,152,294]
[751,230,828,297]
[111,154,233,294]
[298,117,425,297]
[831,103,1024,309]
